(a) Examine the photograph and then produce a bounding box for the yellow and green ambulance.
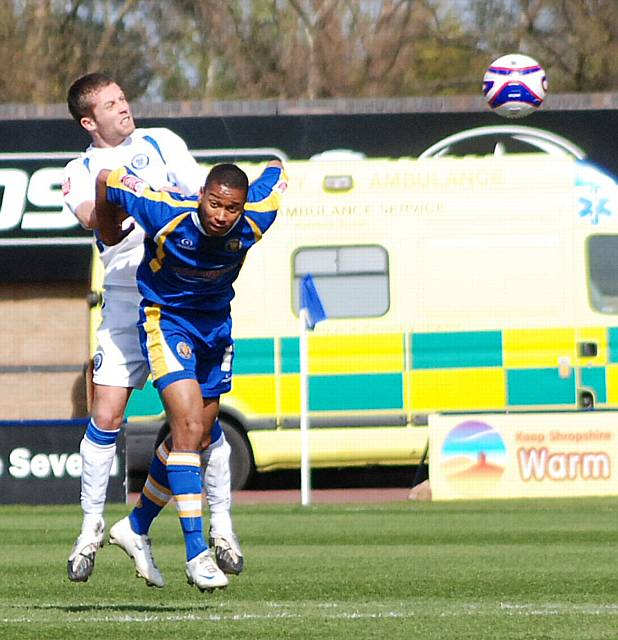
[90,150,618,488]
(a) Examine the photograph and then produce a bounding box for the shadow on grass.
[17,603,217,613]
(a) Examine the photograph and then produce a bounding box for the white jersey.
[63,127,206,288]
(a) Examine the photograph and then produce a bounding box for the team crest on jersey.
[176,341,192,359]
[131,153,150,170]
[225,238,243,252]
[121,174,146,195]
[179,237,195,249]
[62,177,71,196]
[93,352,103,371]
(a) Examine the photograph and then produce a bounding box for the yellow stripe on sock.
[143,485,168,507]
[176,508,202,518]
[155,441,170,465]
[167,451,201,467]
[143,476,171,506]
[175,493,202,504]
[174,493,203,518]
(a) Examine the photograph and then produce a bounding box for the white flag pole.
[299,307,311,506]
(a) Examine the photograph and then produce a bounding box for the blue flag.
[300,274,327,330]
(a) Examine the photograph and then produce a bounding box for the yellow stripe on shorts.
[144,305,184,381]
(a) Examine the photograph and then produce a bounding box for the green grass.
[1,497,617,639]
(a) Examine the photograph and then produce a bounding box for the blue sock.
[130,441,172,535]
[166,450,207,561]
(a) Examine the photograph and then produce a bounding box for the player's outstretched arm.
[266,159,284,170]
[95,169,133,245]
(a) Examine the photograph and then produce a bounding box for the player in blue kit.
[64,73,245,585]
[95,160,286,591]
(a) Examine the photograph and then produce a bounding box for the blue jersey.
[105,165,286,312]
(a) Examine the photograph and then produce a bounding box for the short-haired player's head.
[204,164,249,196]
[67,72,116,122]
[200,164,249,237]
[67,72,135,147]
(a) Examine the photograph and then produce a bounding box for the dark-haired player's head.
[67,73,135,147]
[199,164,249,236]
[204,164,249,194]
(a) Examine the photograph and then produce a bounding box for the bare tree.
[0,0,153,104]
[0,0,616,104]
[149,0,483,99]
[468,0,618,92]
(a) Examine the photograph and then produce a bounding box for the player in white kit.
[64,73,243,586]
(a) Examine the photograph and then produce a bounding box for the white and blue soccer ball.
[483,53,547,119]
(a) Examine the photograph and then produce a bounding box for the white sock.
[202,436,233,535]
[82,513,104,534]
[79,436,117,522]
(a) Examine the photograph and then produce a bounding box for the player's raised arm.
[95,169,133,245]
[243,160,287,236]
[265,159,284,170]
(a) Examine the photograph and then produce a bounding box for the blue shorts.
[138,303,234,397]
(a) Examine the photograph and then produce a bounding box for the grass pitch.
[0,496,617,639]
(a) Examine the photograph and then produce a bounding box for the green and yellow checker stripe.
[126,326,618,422]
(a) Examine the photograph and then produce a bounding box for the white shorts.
[92,286,149,389]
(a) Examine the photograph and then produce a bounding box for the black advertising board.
[0,104,616,281]
[1,108,617,167]
[0,420,125,504]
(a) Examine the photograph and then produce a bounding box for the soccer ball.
[482,53,547,119]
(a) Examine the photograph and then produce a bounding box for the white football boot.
[109,516,165,588]
[67,518,105,582]
[186,549,229,592]
[209,529,244,575]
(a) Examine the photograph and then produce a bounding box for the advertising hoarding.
[0,420,125,504]
[429,412,618,500]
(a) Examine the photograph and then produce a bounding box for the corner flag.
[300,274,327,330]
[299,274,327,506]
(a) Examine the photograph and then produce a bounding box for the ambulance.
[89,127,618,489]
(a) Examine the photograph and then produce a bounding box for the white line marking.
[4,601,618,624]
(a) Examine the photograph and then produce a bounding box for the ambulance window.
[293,245,389,317]
[588,235,618,313]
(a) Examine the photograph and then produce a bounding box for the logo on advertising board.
[430,413,618,501]
[0,153,90,246]
[0,422,125,505]
[440,420,507,493]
